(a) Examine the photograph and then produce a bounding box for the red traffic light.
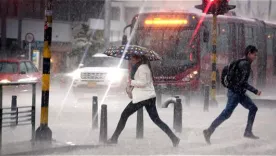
[195,0,235,15]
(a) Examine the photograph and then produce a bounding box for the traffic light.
[195,0,236,15]
[217,0,236,15]
[195,0,216,14]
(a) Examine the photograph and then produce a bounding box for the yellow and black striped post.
[35,0,53,141]
[210,14,218,106]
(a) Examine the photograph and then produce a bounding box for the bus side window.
[274,54,276,76]
[245,26,254,46]
[267,28,274,75]
[274,30,276,75]
[203,26,209,43]
[217,23,229,54]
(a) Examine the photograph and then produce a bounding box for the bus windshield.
[132,28,199,77]
[134,29,198,65]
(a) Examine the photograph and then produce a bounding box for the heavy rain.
[0,0,276,155]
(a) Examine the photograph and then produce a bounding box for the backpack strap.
[228,58,245,72]
[227,58,246,81]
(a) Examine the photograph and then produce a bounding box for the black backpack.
[221,59,243,88]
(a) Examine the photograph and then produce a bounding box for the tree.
[68,23,104,68]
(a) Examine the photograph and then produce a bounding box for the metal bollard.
[0,85,2,150]
[92,96,98,129]
[31,106,36,142]
[15,108,19,125]
[162,96,178,108]
[11,95,17,113]
[173,101,177,130]
[168,96,178,130]
[186,83,191,106]
[11,96,17,127]
[99,104,107,143]
[156,92,162,108]
[174,98,182,133]
[201,84,205,95]
[136,108,144,139]
[204,85,210,112]
[0,108,2,151]
[200,83,205,103]
[31,84,36,142]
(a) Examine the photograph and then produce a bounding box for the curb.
[2,144,107,156]
[252,99,276,108]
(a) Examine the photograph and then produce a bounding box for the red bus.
[121,11,276,104]
[202,14,276,91]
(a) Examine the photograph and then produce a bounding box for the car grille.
[80,72,107,80]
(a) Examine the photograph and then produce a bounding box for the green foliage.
[68,23,104,61]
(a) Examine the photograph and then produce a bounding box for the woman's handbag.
[126,85,134,99]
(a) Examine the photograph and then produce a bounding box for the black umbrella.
[103,45,161,61]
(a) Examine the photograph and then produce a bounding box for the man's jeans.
[208,90,258,133]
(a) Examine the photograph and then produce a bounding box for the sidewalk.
[1,140,67,156]
[1,140,102,156]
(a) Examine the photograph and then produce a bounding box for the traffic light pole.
[195,0,235,107]
[210,14,218,106]
[35,0,53,142]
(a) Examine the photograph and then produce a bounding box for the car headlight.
[67,70,81,79]
[0,79,11,83]
[182,70,198,82]
[18,77,38,82]
[106,71,124,82]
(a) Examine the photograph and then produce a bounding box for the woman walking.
[107,54,180,147]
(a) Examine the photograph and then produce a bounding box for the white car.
[68,53,129,98]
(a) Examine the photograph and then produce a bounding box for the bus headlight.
[182,77,190,82]
[182,70,198,82]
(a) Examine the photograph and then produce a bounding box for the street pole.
[1,0,7,57]
[25,33,34,61]
[268,0,272,19]
[17,0,23,51]
[29,43,32,61]
[210,13,218,106]
[104,0,111,49]
[35,0,53,142]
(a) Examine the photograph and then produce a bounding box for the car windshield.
[0,62,18,73]
[83,57,128,69]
